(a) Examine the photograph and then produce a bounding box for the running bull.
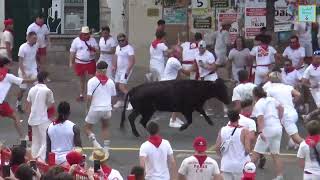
[120,79,230,137]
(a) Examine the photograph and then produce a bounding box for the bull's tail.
[120,93,129,129]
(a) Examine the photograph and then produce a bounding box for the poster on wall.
[245,0,266,39]
[274,0,292,32]
[212,0,230,8]
[193,16,212,29]
[192,0,209,16]
[218,13,239,44]
[163,7,188,24]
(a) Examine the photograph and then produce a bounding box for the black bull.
[120,79,231,137]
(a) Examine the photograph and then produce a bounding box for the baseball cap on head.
[193,136,207,153]
[243,162,256,178]
[199,40,206,48]
[66,150,83,165]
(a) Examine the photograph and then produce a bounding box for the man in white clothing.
[178,136,222,180]
[70,26,99,101]
[149,30,168,81]
[112,33,135,110]
[26,71,55,160]
[26,14,50,71]
[140,121,177,180]
[195,40,217,81]
[294,21,313,58]
[85,61,116,155]
[281,59,302,87]
[16,31,38,113]
[0,19,14,60]
[283,35,306,72]
[215,109,251,180]
[98,26,117,79]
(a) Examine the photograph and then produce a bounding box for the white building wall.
[0,0,4,30]
[107,0,125,37]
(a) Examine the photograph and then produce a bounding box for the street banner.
[245,0,266,39]
[274,0,292,32]
[218,13,239,44]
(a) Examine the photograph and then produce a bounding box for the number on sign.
[192,0,208,9]
[197,0,204,7]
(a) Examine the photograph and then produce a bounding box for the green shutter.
[87,0,100,31]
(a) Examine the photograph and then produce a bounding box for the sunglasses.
[118,39,126,42]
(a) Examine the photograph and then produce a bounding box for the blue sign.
[298,5,316,22]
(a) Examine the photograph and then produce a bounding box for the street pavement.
[1,60,307,179]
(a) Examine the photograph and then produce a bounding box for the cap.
[81,26,90,34]
[66,150,83,165]
[243,162,256,178]
[314,49,320,56]
[89,149,109,162]
[199,40,206,48]
[193,136,207,153]
[4,19,13,26]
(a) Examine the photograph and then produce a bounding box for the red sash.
[148,135,162,148]
[0,68,8,81]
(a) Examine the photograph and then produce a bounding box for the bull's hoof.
[132,131,140,137]
[179,124,189,131]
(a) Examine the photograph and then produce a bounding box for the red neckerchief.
[47,106,56,119]
[305,135,320,148]
[101,164,112,178]
[151,38,162,48]
[312,63,320,70]
[53,119,61,125]
[35,21,44,27]
[148,135,163,148]
[285,67,295,74]
[190,42,198,49]
[0,68,8,81]
[239,80,250,84]
[290,43,300,50]
[260,44,268,51]
[3,28,14,36]
[193,155,207,167]
[96,74,108,85]
[80,34,96,52]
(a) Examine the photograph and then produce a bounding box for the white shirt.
[139,139,173,180]
[297,141,320,175]
[281,68,302,87]
[98,36,117,63]
[181,42,198,61]
[150,42,168,67]
[251,97,282,136]
[107,169,123,180]
[47,120,75,164]
[27,84,54,126]
[282,46,305,67]
[294,22,312,42]
[87,77,116,111]
[0,31,13,58]
[70,37,98,64]
[227,115,256,132]
[214,30,230,53]
[0,74,23,104]
[228,48,250,69]
[26,23,49,48]
[195,50,217,78]
[162,57,182,81]
[264,83,295,110]
[18,42,38,73]
[178,156,220,180]
[232,82,257,102]
[303,64,320,88]
[250,46,277,66]
[115,44,135,72]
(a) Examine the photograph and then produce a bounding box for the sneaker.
[126,103,133,110]
[272,176,284,180]
[175,117,184,125]
[113,101,124,108]
[169,119,182,128]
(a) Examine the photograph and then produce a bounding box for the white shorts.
[254,128,282,154]
[182,64,196,80]
[222,172,242,180]
[304,173,320,180]
[282,109,299,136]
[85,110,112,124]
[254,67,269,85]
[18,69,37,89]
[150,63,164,82]
[310,88,320,108]
[114,70,132,84]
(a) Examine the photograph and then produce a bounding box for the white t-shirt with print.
[18,42,38,73]
[150,42,168,68]
[303,64,320,88]
[162,57,182,81]
[27,84,54,126]
[26,23,49,48]
[250,46,277,66]
[181,42,198,61]
[281,68,302,87]
[98,36,117,63]
[282,46,305,67]
[178,156,220,180]
[195,50,217,78]
[70,37,98,64]
[297,141,320,175]
[0,74,23,104]
[232,82,257,102]
[139,139,173,180]
[87,77,116,111]
[115,44,135,72]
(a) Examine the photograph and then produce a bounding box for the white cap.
[199,40,206,48]
[244,162,256,173]
[81,26,90,34]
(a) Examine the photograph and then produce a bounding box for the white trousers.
[223,172,242,180]
[304,173,320,180]
[31,121,51,160]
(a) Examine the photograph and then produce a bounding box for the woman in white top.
[98,26,117,79]
[228,36,250,82]
[0,19,14,60]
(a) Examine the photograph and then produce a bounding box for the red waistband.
[255,64,271,67]
[76,58,95,63]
